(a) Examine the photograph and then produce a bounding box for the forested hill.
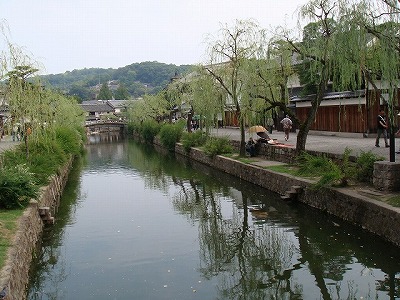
[40,61,193,101]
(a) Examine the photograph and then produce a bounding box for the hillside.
[40,61,193,101]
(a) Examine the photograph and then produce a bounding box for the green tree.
[190,67,225,134]
[1,20,84,159]
[203,20,266,156]
[97,82,113,100]
[165,75,193,130]
[337,0,400,161]
[277,0,400,157]
[6,65,41,158]
[127,92,168,124]
[69,83,92,102]
[290,1,337,153]
[243,39,295,130]
[114,83,130,99]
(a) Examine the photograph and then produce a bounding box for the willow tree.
[1,21,84,158]
[243,39,296,129]
[6,66,42,157]
[274,0,400,157]
[189,66,226,135]
[274,0,340,154]
[1,21,42,157]
[204,20,266,156]
[165,76,192,131]
[336,0,400,161]
[127,93,168,124]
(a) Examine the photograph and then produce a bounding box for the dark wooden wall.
[296,105,367,133]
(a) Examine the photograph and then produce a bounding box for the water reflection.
[28,136,400,299]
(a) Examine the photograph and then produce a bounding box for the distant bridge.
[84,120,128,134]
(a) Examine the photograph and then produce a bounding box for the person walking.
[280,115,293,141]
[375,109,389,148]
[266,117,274,134]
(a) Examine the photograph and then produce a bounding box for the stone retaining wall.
[0,157,73,300]
[230,139,400,191]
[169,141,400,247]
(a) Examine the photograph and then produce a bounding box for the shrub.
[26,139,68,185]
[296,152,334,177]
[296,152,345,188]
[159,123,183,151]
[203,136,233,157]
[181,131,207,152]
[0,165,38,209]
[55,126,83,155]
[356,151,384,183]
[141,120,161,143]
[336,147,356,186]
[2,138,68,185]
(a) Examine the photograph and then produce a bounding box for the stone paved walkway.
[211,127,400,162]
[0,135,20,153]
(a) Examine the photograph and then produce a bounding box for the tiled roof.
[80,101,114,113]
[290,90,366,102]
[107,100,129,109]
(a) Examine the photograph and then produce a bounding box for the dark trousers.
[375,128,388,146]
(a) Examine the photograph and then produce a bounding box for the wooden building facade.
[291,86,400,135]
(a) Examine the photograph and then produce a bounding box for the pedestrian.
[12,124,18,142]
[396,113,400,154]
[266,117,274,134]
[280,115,293,141]
[375,109,389,148]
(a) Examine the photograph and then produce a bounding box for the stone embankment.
[0,158,73,300]
[152,137,400,248]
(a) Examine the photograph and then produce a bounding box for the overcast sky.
[1,0,308,75]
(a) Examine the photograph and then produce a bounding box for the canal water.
[27,135,400,299]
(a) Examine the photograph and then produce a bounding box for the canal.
[27,136,400,299]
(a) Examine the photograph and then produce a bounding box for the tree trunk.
[295,66,329,155]
[239,117,246,156]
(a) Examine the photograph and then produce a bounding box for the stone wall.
[230,140,353,164]
[172,142,400,247]
[231,139,400,192]
[0,157,73,300]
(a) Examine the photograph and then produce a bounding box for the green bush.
[0,165,38,209]
[1,132,78,186]
[336,147,357,186]
[356,151,384,183]
[0,125,85,210]
[159,123,183,151]
[296,152,334,176]
[55,126,83,155]
[296,152,344,188]
[203,136,233,157]
[181,131,207,152]
[141,120,161,143]
[26,139,68,185]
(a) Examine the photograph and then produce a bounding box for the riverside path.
[211,127,398,161]
[0,135,20,154]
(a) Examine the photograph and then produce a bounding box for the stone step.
[280,195,292,201]
[38,207,50,216]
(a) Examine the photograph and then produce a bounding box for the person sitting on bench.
[245,137,256,157]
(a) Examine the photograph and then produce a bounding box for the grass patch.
[236,157,255,164]
[264,164,300,176]
[387,195,400,207]
[0,209,24,269]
